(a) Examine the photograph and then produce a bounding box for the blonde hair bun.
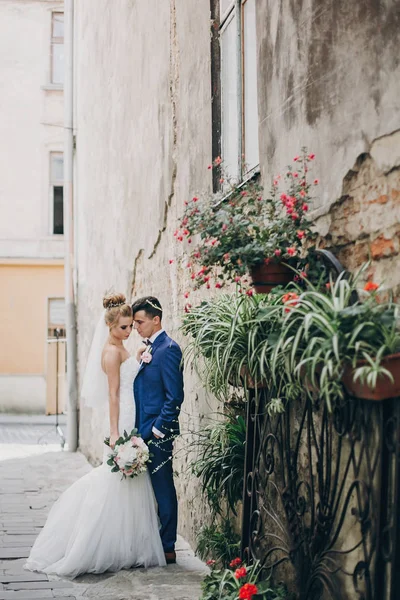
[103,292,127,310]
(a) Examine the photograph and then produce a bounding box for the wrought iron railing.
[241,386,400,599]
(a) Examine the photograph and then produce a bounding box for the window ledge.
[42,84,64,91]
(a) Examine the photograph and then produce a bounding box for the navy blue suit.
[134,331,184,552]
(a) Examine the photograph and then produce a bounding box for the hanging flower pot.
[342,353,400,401]
[250,262,293,294]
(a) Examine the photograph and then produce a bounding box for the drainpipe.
[64,0,78,451]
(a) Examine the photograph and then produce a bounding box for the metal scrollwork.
[241,391,400,599]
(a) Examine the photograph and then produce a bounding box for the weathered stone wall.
[75,0,400,552]
[75,0,216,548]
[256,0,400,285]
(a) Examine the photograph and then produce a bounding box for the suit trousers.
[148,435,177,553]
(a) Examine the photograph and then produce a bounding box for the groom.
[132,296,184,565]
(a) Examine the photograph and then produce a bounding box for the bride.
[25,293,166,578]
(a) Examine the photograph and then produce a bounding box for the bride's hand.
[136,345,147,362]
[110,432,119,448]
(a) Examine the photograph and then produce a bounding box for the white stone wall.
[0,0,64,260]
[75,0,216,546]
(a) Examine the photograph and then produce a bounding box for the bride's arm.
[103,349,121,448]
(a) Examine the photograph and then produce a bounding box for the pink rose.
[141,351,152,364]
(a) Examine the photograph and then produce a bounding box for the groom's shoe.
[164,551,176,564]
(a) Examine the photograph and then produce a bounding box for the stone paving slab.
[0,425,206,600]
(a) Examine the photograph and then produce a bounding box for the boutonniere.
[140,347,153,365]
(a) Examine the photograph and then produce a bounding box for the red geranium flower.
[229,557,242,568]
[235,567,247,579]
[364,281,379,292]
[239,583,258,600]
[287,247,297,256]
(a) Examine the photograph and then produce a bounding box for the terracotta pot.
[250,262,293,294]
[342,352,400,401]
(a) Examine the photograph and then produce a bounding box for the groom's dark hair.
[131,296,163,320]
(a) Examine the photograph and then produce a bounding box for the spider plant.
[272,270,400,409]
[196,519,241,567]
[181,291,284,400]
[192,411,246,515]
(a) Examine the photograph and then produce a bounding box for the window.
[50,152,64,235]
[219,0,259,180]
[51,12,64,85]
[48,298,66,339]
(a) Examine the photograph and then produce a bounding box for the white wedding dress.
[25,356,166,578]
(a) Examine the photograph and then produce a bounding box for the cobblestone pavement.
[0,416,206,600]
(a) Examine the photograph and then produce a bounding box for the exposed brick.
[367,194,388,205]
[370,235,397,259]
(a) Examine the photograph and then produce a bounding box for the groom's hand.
[153,433,161,439]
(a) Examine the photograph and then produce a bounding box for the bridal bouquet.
[104,429,150,478]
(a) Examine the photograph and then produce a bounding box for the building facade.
[72,0,400,549]
[0,0,65,413]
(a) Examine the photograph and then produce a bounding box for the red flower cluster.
[282,292,299,313]
[239,583,258,600]
[234,567,247,579]
[206,559,216,567]
[229,557,242,568]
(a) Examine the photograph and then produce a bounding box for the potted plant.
[272,272,400,408]
[201,558,289,600]
[181,291,285,398]
[174,151,317,293]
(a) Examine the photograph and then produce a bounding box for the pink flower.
[215,282,222,289]
[222,224,228,232]
[214,156,222,166]
[208,165,212,170]
[299,190,307,198]
[234,276,241,283]
[297,230,305,239]
[206,559,216,567]
[169,259,174,264]
[293,156,300,162]
[223,253,230,261]
[308,153,315,160]
[188,238,192,243]
[219,178,224,183]
[302,203,309,212]
[141,351,152,364]
[241,191,248,197]
[184,303,192,313]
[177,236,183,242]
[246,289,254,296]
[291,212,300,220]
[293,172,299,178]
[314,178,319,185]
[287,247,297,256]
[192,196,198,202]
[184,292,190,298]
[274,249,282,257]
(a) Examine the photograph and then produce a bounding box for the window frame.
[49,151,64,236]
[50,11,64,86]
[218,0,260,182]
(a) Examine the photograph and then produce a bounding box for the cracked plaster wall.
[75,0,400,550]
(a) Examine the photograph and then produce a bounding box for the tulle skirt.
[25,463,166,578]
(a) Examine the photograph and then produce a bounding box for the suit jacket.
[134,331,184,441]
